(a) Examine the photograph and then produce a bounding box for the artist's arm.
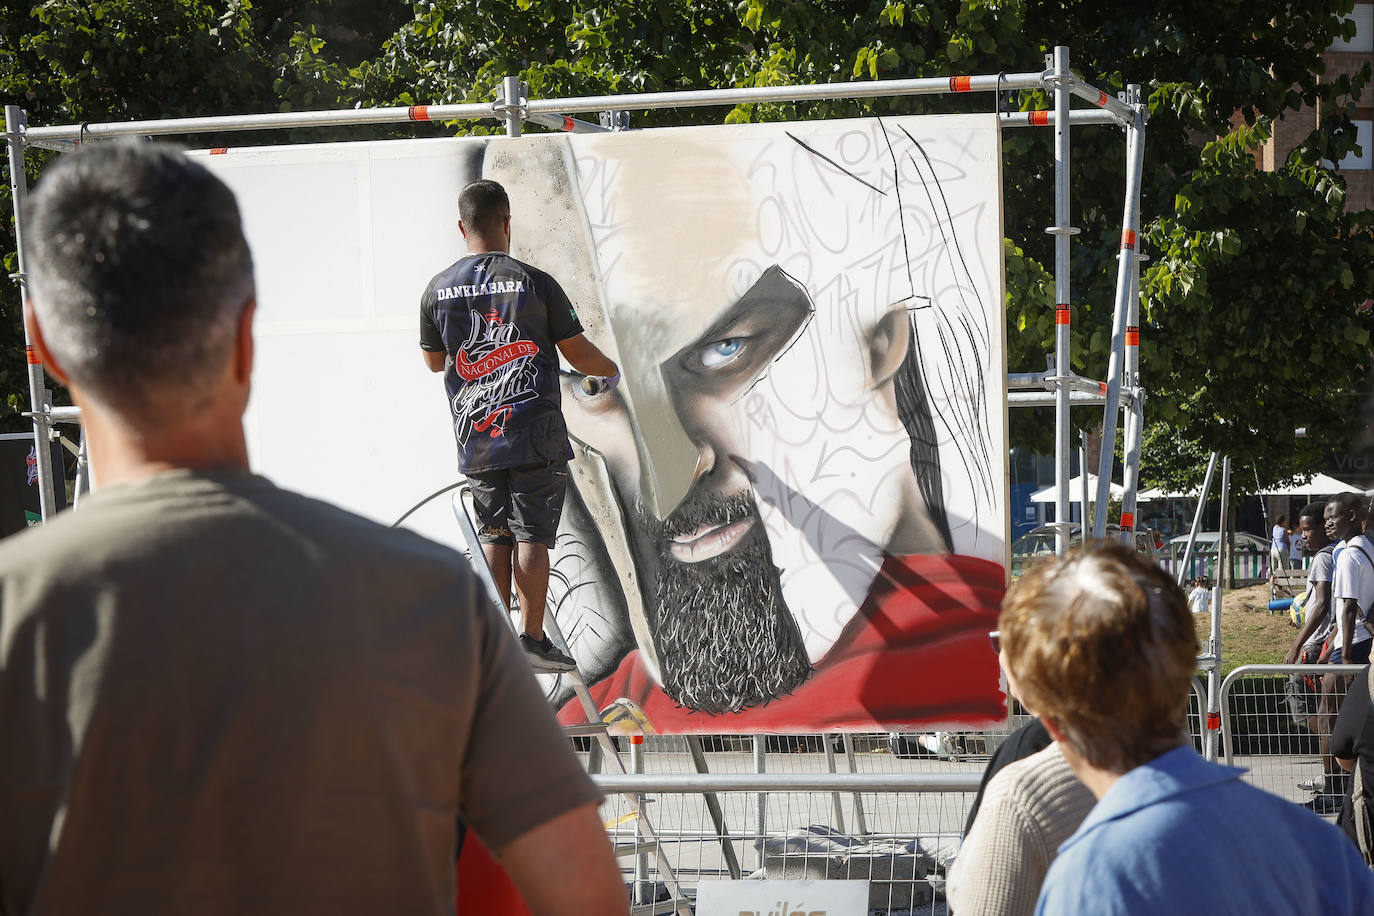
[419,289,447,373]
[557,333,619,379]
[421,349,446,373]
[497,802,629,915]
[1285,580,1330,663]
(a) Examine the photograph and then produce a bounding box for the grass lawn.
[1196,583,1302,675]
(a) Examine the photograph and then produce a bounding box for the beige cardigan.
[947,742,1096,916]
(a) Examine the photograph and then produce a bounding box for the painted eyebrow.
[684,264,813,347]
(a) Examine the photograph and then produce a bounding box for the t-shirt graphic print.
[420,252,583,473]
[452,307,539,443]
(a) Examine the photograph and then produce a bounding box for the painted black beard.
[638,492,812,714]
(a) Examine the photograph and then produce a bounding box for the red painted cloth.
[559,553,1007,733]
[456,831,530,916]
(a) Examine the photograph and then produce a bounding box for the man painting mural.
[549,116,1007,731]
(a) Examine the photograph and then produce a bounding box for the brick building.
[1260,3,1374,211]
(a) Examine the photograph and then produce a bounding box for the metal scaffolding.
[4,45,1148,559]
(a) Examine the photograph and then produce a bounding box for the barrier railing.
[1219,663,1363,814]
[586,678,1208,914]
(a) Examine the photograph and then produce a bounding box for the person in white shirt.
[1289,521,1304,567]
[1187,577,1211,615]
[1326,494,1373,667]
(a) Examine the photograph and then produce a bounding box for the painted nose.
[691,441,716,485]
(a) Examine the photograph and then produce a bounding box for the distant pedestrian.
[1273,514,1292,574]
[1188,576,1211,615]
[1291,519,1306,566]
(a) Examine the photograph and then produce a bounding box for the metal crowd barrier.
[1220,663,1364,810]
[576,667,1358,913]
[585,676,1209,915]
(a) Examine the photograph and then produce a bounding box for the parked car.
[1010,523,1158,577]
[1161,531,1271,585]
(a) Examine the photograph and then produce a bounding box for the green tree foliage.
[1,0,1371,490]
[0,0,411,426]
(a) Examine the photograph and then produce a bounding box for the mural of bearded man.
[488,114,1008,733]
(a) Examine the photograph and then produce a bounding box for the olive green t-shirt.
[0,470,599,915]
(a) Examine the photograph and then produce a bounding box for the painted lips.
[668,516,756,563]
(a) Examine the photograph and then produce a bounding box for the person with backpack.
[1327,493,1374,668]
[1332,661,1374,863]
[1305,494,1374,814]
[1286,503,1341,808]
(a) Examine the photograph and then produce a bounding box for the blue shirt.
[1036,746,1374,915]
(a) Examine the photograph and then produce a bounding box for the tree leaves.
[1,0,1370,489]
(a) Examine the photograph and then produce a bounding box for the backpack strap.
[1342,541,1374,622]
[1357,673,1374,865]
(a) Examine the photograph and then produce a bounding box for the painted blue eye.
[699,338,743,369]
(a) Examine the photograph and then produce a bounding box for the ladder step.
[526,657,577,674]
[612,839,660,858]
[630,898,690,916]
[564,722,610,737]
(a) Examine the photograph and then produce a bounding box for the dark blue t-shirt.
[420,252,583,473]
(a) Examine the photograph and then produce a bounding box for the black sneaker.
[520,634,576,672]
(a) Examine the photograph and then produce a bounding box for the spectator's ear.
[1041,716,1069,746]
[233,299,256,386]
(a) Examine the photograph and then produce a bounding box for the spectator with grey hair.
[0,142,627,916]
[1001,543,1374,914]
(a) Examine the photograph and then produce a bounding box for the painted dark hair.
[894,327,953,550]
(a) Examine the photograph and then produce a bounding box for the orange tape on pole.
[1126,326,1140,347]
[408,105,431,122]
[209,148,228,155]
[1097,90,1109,107]
[562,116,575,132]
[25,345,40,365]
[1028,110,1049,126]
[1098,382,1107,395]
[1120,229,1137,250]
[1120,512,1134,530]
[1055,305,1071,325]
[950,76,972,92]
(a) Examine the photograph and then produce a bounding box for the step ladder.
[449,485,691,916]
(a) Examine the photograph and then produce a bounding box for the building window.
[1340,119,1374,171]
[1330,3,1374,53]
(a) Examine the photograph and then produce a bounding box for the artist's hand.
[579,371,620,397]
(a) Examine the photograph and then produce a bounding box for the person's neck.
[1057,738,1186,801]
[81,399,250,490]
[466,238,507,256]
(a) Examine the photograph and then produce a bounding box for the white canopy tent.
[1030,474,1125,504]
[1138,472,1365,502]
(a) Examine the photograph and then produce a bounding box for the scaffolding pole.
[9,54,1147,558]
[1049,47,1077,554]
[1093,85,1146,538]
[1119,144,1147,546]
[22,70,1137,145]
[4,105,57,521]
